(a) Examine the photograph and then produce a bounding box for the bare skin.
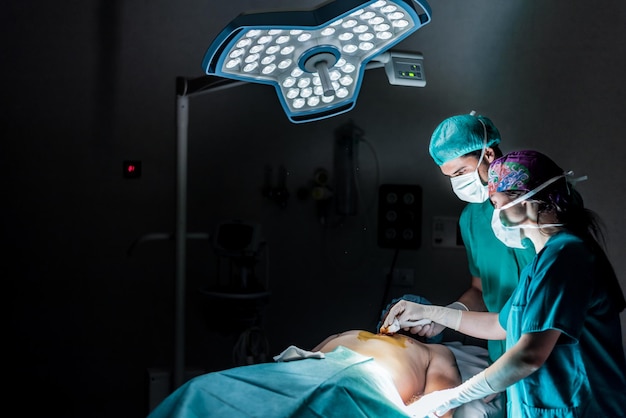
[312,330,461,416]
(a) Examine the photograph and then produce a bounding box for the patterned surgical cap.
[488,150,564,196]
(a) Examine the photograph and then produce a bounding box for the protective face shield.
[449,119,489,203]
[491,173,571,248]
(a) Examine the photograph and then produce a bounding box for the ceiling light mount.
[301,47,340,96]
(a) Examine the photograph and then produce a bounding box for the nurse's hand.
[380,300,464,334]
[406,388,458,417]
[379,300,433,334]
[416,301,469,337]
[413,321,446,339]
[406,371,496,418]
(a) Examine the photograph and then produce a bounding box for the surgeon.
[382,150,626,417]
[409,111,536,363]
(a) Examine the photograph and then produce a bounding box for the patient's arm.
[311,332,341,352]
[420,344,462,417]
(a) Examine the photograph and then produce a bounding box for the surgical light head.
[202,0,432,123]
[429,112,501,166]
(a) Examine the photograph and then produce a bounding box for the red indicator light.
[123,160,142,179]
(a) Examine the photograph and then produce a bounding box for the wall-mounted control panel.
[377,184,422,250]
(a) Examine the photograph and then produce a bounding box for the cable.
[377,247,401,325]
[357,136,381,215]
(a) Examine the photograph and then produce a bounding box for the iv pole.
[174,75,244,389]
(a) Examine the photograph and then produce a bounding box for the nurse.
[382,150,626,417]
[415,111,535,363]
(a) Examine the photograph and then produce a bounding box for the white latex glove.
[413,302,469,339]
[381,317,433,334]
[379,300,463,335]
[406,371,496,418]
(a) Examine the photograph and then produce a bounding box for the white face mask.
[451,169,489,203]
[491,172,574,249]
[449,119,489,203]
[491,207,528,249]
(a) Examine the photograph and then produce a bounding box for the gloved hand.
[406,371,496,418]
[379,300,463,335]
[409,301,468,340]
[377,295,442,343]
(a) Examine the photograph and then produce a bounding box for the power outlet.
[387,268,415,287]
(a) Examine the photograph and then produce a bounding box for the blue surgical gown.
[499,231,626,417]
[459,200,535,361]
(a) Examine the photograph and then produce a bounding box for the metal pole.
[174,93,189,389]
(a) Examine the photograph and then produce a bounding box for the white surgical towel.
[273,345,326,362]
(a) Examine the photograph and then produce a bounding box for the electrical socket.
[387,268,415,287]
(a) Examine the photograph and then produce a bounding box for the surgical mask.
[491,207,530,249]
[450,119,489,203]
[491,172,581,248]
[451,167,489,203]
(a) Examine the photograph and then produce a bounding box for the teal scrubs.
[499,231,626,417]
[459,200,535,361]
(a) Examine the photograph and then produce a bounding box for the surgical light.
[202,0,432,123]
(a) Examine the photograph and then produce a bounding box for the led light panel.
[202,0,431,123]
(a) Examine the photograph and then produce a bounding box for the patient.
[312,330,462,409]
[149,329,462,418]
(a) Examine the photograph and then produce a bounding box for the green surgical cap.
[429,113,501,166]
